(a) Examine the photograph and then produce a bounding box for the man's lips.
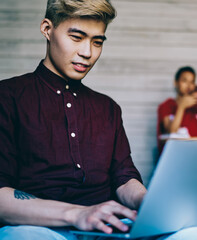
[72,62,90,72]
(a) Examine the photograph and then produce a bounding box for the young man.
[0,0,146,239]
[0,1,197,240]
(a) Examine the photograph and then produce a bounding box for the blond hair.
[45,0,116,27]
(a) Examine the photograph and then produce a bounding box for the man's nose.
[78,40,91,59]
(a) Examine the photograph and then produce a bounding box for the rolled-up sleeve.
[0,81,19,189]
[110,105,142,190]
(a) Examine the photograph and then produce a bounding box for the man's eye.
[94,41,103,47]
[70,35,82,41]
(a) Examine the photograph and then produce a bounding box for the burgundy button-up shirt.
[0,61,142,205]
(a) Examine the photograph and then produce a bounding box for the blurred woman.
[157,66,197,153]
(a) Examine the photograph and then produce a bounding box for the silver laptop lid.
[131,139,197,238]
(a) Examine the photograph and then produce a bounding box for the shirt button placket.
[63,89,83,179]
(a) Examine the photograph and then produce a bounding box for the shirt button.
[77,164,81,169]
[73,92,77,97]
[67,103,72,108]
[57,90,61,95]
[65,85,69,90]
[71,132,76,138]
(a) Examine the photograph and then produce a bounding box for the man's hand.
[70,200,137,234]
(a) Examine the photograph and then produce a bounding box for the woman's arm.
[163,95,197,133]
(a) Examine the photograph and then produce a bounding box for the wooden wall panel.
[1,0,197,185]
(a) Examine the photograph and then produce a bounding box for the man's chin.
[69,72,89,81]
[69,75,86,81]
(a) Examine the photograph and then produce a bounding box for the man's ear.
[40,18,53,41]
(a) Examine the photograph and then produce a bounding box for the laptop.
[69,139,197,239]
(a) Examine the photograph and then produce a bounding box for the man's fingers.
[115,206,137,221]
[92,201,137,232]
[102,200,137,221]
[101,213,129,232]
[91,218,113,234]
[75,201,137,234]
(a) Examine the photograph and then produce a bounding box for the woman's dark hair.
[175,66,196,82]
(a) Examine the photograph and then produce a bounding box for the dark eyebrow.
[93,35,107,41]
[68,28,107,41]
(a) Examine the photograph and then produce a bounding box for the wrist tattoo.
[14,190,37,200]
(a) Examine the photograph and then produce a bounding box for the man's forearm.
[0,187,138,234]
[116,179,147,210]
[0,187,83,226]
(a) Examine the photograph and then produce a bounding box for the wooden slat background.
[1,0,197,185]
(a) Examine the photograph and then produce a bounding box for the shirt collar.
[35,60,82,94]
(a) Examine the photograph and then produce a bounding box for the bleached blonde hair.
[45,0,116,27]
